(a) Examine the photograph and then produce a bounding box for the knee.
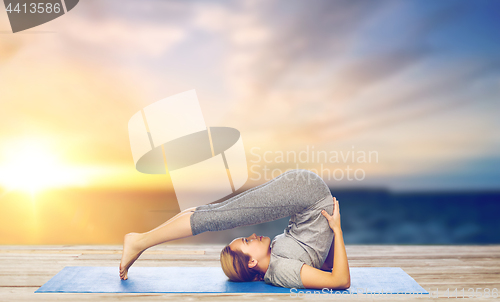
[285,169,330,194]
[303,170,331,197]
[296,169,326,186]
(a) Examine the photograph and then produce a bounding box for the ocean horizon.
[1,187,498,245]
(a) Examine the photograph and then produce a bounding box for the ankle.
[127,232,147,252]
[138,233,150,251]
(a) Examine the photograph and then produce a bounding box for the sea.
[182,189,500,245]
[1,188,498,245]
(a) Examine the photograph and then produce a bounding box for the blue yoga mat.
[35,266,428,294]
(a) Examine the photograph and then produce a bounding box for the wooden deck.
[1,245,499,301]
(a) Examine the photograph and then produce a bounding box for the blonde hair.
[220,245,264,282]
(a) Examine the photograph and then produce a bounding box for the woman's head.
[220,233,271,282]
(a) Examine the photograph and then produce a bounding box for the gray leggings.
[190,169,332,236]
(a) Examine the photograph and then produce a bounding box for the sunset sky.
[1,0,499,197]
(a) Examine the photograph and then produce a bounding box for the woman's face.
[229,233,271,265]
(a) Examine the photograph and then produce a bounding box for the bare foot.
[119,233,145,280]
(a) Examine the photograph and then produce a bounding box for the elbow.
[330,276,350,290]
[330,272,350,290]
[344,279,351,289]
[341,276,351,290]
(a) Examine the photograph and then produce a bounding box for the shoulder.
[264,255,305,288]
[271,233,306,258]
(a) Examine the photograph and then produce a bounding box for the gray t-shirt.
[263,195,334,288]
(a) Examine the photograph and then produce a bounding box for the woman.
[119,169,350,289]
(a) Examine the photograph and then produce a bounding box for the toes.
[119,267,128,280]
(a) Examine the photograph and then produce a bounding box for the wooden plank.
[0,250,205,255]
[2,288,496,302]
[0,245,499,301]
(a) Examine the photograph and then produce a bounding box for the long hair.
[220,245,264,282]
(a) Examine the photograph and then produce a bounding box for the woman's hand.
[321,197,342,234]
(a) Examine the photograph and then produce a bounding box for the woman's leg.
[190,169,331,236]
[147,206,197,233]
[119,207,196,279]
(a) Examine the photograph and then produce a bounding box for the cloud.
[213,0,495,142]
[58,16,186,58]
[224,0,384,98]
[1,0,499,190]
[296,57,500,142]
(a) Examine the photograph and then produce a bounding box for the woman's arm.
[300,197,350,289]
[320,235,335,271]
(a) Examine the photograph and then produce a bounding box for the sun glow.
[0,139,87,195]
